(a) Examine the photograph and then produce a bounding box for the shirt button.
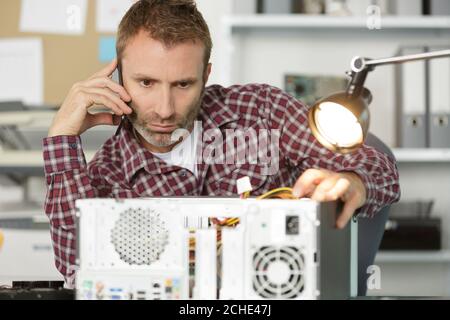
[69,143,77,149]
[180,171,187,177]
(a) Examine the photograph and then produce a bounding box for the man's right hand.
[48,59,133,137]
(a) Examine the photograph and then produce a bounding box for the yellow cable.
[256,187,297,200]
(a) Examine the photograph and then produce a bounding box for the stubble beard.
[129,88,205,148]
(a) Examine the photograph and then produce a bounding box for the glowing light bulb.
[315,102,363,148]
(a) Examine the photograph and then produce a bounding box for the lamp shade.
[308,88,372,154]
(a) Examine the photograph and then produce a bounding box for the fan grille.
[252,246,305,299]
[110,208,169,265]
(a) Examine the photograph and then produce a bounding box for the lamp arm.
[364,49,450,67]
[346,49,450,97]
[350,49,450,72]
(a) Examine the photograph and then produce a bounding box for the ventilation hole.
[110,208,169,265]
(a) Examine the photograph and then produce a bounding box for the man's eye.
[140,80,153,88]
[178,82,190,89]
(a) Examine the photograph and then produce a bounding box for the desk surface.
[0,288,74,300]
[1,289,448,300]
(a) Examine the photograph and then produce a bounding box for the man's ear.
[203,63,212,84]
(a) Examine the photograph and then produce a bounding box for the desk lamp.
[308,49,450,153]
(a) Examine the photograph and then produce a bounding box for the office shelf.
[375,250,450,263]
[0,150,95,175]
[393,149,450,163]
[224,14,450,30]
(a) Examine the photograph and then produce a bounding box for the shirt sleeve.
[264,85,401,218]
[42,135,105,288]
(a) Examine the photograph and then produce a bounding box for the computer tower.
[75,198,357,300]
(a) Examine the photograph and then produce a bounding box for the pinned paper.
[96,0,137,33]
[99,37,117,63]
[20,0,87,35]
[0,38,43,105]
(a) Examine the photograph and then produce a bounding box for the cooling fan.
[252,246,305,299]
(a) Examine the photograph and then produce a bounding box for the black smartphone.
[114,61,132,134]
[117,61,124,87]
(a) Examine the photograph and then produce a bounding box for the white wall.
[196,0,233,86]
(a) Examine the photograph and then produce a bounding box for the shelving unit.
[376,250,450,263]
[219,13,450,91]
[224,14,450,30]
[393,149,450,162]
[0,150,95,175]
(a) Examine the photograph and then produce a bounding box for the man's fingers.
[89,58,118,79]
[293,168,327,198]
[83,90,123,116]
[84,87,132,114]
[336,193,360,229]
[309,175,341,201]
[85,113,121,130]
[325,178,351,201]
[84,77,131,102]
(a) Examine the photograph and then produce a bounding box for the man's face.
[121,29,211,151]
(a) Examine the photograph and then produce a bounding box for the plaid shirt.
[43,83,400,287]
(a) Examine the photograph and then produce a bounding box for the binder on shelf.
[399,47,428,148]
[392,0,422,16]
[430,0,450,16]
[256,0,292,14]
[342,0,392,16]
[429,45,450,148]
[232,0,257,14]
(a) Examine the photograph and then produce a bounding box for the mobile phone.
[116,60,124,87]
[113,61,132,134]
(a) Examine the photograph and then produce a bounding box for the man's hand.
[292,168,367,229]
[48,58,133,137]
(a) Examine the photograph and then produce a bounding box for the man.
[44,0,400,287]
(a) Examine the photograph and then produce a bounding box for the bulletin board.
[0,1,111,105]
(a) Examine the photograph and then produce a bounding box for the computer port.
[285,215,299,235]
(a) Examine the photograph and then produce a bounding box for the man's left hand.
[292,168,367,229]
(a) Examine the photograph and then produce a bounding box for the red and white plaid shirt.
[43,83,400,287]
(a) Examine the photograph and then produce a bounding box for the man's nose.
[154,86,175,120]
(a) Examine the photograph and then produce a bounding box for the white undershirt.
[150,132,199,178]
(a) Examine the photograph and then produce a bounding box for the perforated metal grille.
[252,246,305,299]
[110,208,169,265]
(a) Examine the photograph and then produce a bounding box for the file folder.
[392,0,422,15]
[257,0,291,14]
[429,46,450,148]
[430,0,450,15]
[232,0,257,14]
[399,47,428,148]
